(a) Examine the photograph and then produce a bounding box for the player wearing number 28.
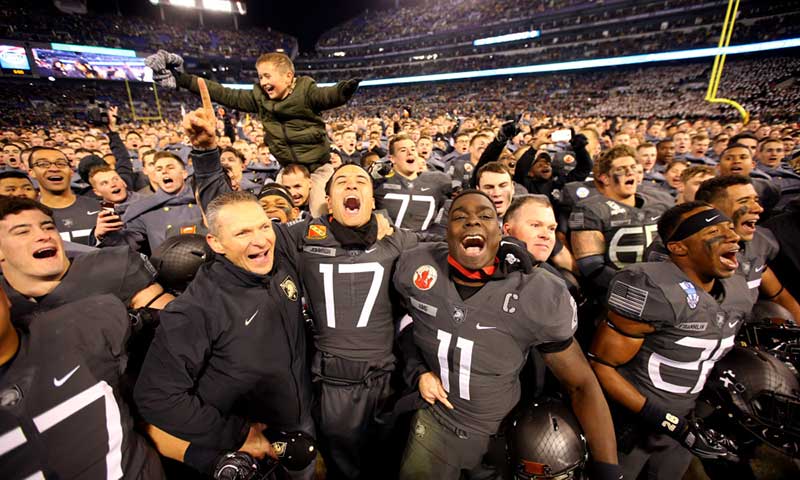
[392,190,619,480]
[588,201,752,479]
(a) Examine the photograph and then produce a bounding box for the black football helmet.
[149,234,212,294]
[506,397,588,479]
[700,346,800,457]
[737,322,800,379]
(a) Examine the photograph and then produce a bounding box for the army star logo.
[280,276,299,301]
[413,265,437,291]
[452,306,466,325]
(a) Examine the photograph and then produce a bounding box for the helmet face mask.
[701,346,800,457]
[507,397,588,479]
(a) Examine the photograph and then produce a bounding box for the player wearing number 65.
[392,190,620,480]
[588,201,752,479]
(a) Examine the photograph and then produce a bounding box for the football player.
[0,291,165,479]
[589,201,749,479]
[0,197,173,325]
[374,134,452,232]
[393,190,619,480]
[569,145,672,294]
[695,175,800,321]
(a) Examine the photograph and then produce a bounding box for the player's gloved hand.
[145,49,184,89]
[341,78,362,98]
[498,120,519,144]
[569,129,589,152]
[639,399,738,462]
[498,236,535,274]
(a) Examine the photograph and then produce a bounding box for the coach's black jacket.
[133,251,312,450]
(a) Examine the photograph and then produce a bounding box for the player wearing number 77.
[392,190,620,480]
[588,201,751,480]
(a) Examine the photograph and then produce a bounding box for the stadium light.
[473,30,541,46]
[219,37,800,90]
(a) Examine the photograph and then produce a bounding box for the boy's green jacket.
[177,72,352,167]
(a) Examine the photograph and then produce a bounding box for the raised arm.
[177,72,259,114]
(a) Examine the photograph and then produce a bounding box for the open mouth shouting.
[739,217,758,238]
[32,245,58,260]
[46,174,66,184]
[247,247,272,267]
[718,245,740,271]
[343,195,361,216]
[460,234,486,257]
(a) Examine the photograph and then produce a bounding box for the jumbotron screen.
[31,48,152,81]
[0,45,31,75]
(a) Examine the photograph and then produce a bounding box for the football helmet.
[150,234,212,293]
[506,397,588,479]
[701,346,800,457]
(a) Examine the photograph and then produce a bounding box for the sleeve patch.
[568,212,585,229]
[608,281,649,319]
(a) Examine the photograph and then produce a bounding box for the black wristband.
[184,443,222,475]
[589,461,622,480]
[638,398,687,438]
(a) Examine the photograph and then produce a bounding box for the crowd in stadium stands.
[0,2,296,58]
[315,0,796,52]
[0,55,797,130]
[301,12,800,81]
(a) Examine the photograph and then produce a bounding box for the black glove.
[589,461,623,480]
[498,120,518,143]
[569,130,589,152]
[639,399,738,461]
[341,78,361,98]
[498,236,535,275]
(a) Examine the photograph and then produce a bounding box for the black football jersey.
[394,243,577,435]
[3,246,157,325]
[569,193,671,268]
[735,227,779,302]
[285,216,419,361]
[0,295,164,479]
[51,196,100,245]
[374,171,453,232]
[556,180,598,234]
[607,262,753,415]
[447,158,474,190]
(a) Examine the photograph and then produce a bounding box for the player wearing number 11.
[392,190,619,479]
[588,201,752,479]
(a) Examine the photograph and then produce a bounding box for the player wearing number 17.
[281,163,420,479]
[392,190,620,479]
[588,201,752,480]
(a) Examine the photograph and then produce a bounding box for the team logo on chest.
[606,201,627,217]
[452,305,467,325]
[413,265,438,291]
[715,311,726,328]
[679,281,700,310]
[280,276,299,301]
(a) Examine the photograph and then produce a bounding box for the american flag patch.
[608,281,649,319]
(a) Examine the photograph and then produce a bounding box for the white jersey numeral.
[383,193,436,230]
[436,329,475,400]
[608,224,658,268]
[319,262,385,328]
[0,381,123,478]
[648,335,735,394]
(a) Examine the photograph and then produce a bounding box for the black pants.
[312,352,395,480]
